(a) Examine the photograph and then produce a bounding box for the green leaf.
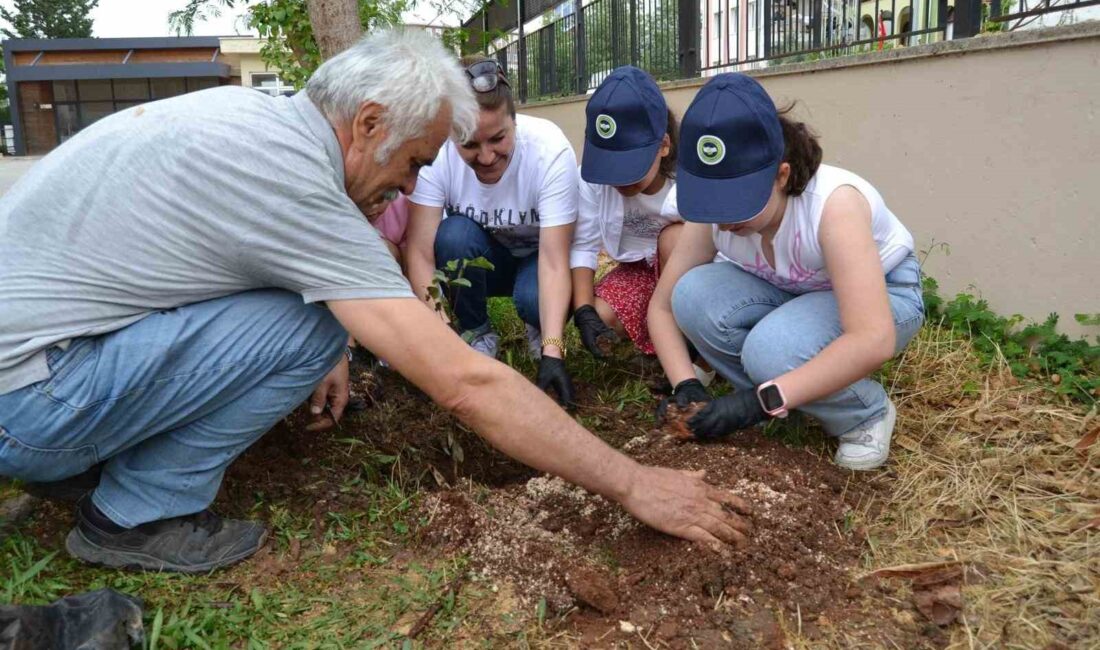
[536,597,547,626]
[449,278,472,288]
[149,608,164,650]
[444,259,459,272]
[465,256,496,271]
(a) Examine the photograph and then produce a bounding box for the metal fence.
[485,0,1094,103]
[701,0,951,71]
[987,0,1100,25]
[493,0,686,102]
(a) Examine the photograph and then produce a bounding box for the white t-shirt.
[410,114,578,257]
[571,176,680,270]
[662,164,914,294]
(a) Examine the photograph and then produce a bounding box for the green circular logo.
[697,135,726,166]
[595,114,617,139]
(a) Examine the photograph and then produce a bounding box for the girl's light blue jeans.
[671,254,925,436]
[0,289,347,528]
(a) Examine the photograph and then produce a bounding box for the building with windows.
[1,35,299,156]
[218,36,296,97]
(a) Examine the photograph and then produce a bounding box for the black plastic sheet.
[0,588,143,650]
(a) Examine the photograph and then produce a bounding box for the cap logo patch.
[595,114,617,139]
[697,135,726,166]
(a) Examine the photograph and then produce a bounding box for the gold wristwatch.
[541,336,567,357]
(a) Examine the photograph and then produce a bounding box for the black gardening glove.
[656,378,713,423]
[688,390,767,439]
[537,356,576,409]
[573,305,619,358]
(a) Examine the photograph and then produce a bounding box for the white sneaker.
[693,363,716,388]
[525,324,542,360]
[462,328,500,359]
[835,399,896,471]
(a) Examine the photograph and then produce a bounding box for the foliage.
[0,0,99,39]
[171,0,493,89]
[922,276,1099,403]
[171,1,408,88]
[516,0,680,101]
[250,0,409,88]
[0,59,9,129]
[427,256,495,331]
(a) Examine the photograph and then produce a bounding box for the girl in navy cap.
[571,67,693,365]
[649,73,924,470]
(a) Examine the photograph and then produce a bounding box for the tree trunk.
[307,0,363,61]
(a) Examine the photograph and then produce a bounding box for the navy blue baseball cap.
[677,73,784,223]
[581,66,668,186]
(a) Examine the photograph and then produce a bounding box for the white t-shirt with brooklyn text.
[410,114,579,257]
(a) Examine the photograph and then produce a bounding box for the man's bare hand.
[619,466,753,548]
[306,356,350,432]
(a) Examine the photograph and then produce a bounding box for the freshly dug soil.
[418,430,935,648]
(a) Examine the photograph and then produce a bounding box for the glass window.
[113,78,150,100]
[79,101,115,128]
[151,77,186,99]
[56,105,80,143]
[53,80,78,102]
[186,77,219,92]
[250,73,294,97]
[77,79,112,101]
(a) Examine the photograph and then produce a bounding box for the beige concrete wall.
[218,37,270,88]
[521,24,1100,336]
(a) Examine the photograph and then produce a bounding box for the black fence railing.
[484,0,1093,103]
[987,0,1100,24]
[702,0,952,70]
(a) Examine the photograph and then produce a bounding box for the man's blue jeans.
[0,290,347,528]
[434,215,540,332]
[671,255,925,436]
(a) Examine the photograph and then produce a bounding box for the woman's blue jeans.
[433,215,540,333]
[671,255,925,436]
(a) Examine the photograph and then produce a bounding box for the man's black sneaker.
[65,498,268,573]
[24,463,104,502]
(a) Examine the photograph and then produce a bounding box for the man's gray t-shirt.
[0,87,413,395]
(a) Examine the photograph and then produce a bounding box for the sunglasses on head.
[466,60,510,93]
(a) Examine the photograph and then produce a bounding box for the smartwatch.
[756,381,789,419]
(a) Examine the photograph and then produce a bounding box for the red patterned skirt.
[594,259,660,355]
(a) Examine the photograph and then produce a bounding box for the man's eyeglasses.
[466,60,510,93]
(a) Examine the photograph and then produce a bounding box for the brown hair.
[658,109,679,180]
[460,55,516,119]
[777,103,822,196]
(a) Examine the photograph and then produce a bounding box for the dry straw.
[844,324,1098,648]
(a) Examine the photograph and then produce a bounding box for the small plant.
[922,277,1099,402]
[426,257,495,467]
[426,257,496,333]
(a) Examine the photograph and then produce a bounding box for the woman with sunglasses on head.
[649,73,924,470]
[570,67,688,364]
[406,58,579,407]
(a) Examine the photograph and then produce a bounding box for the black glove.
[656,378,712,423]
[688,389,767,439]
[573,305,619,358]
[537,356,576,409]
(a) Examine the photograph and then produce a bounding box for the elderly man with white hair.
[0,30,751,573]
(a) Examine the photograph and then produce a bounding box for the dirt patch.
[217,368,535,515]
[418,430,934,648]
